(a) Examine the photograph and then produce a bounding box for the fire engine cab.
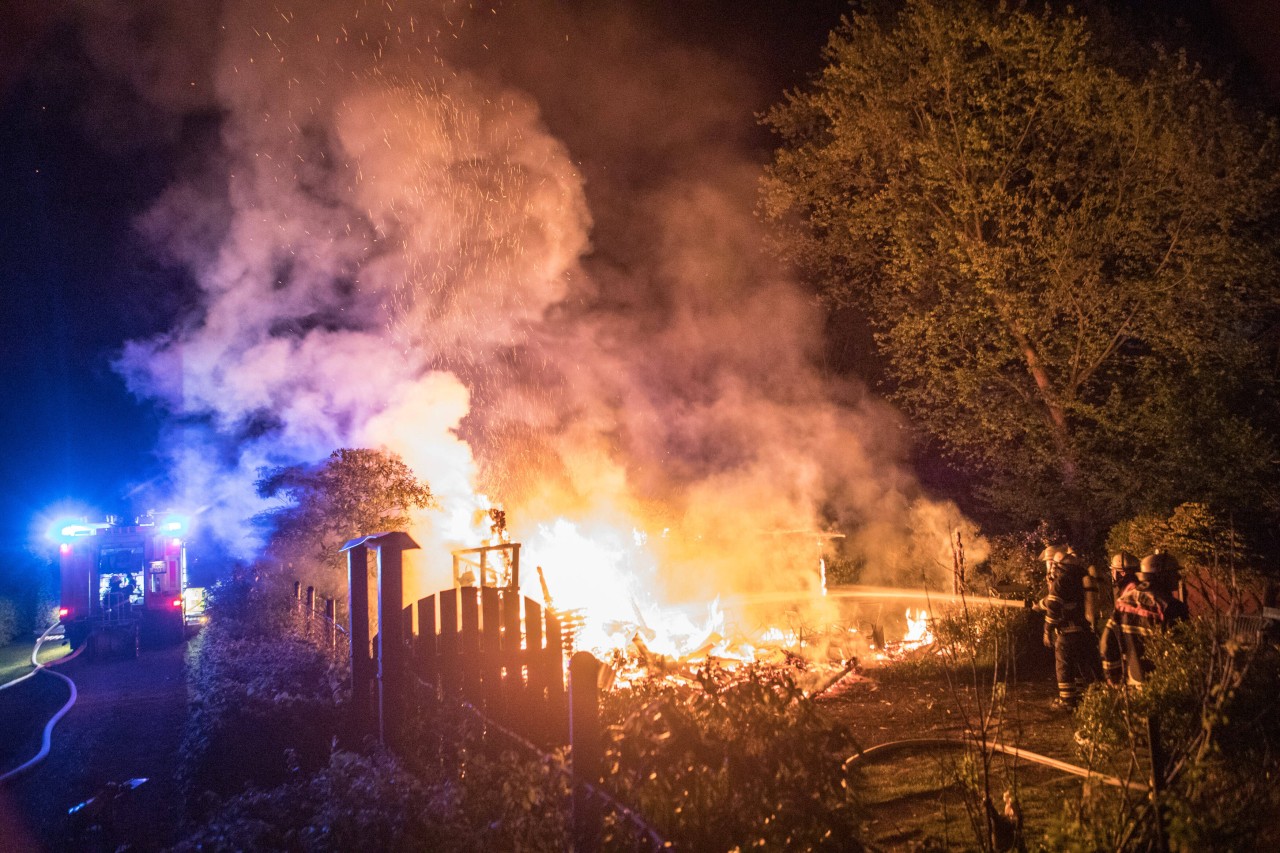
[57,513,190,656]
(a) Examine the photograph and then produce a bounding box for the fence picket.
[417,595,437,690]
[480,586,503,717]
[439,588,460,697]
[459,586,481,699]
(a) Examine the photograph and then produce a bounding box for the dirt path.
[0,641,189,852]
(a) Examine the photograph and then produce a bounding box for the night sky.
[0,0,1274,552]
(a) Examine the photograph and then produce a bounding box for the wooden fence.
[336,531,668,851]
[404,585,568,747]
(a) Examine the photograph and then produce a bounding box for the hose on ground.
[0,622,80,783]
[844,736,1149,793]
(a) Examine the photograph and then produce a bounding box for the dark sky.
[0,0,1274,548]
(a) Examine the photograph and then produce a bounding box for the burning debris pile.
[450,513,947,694]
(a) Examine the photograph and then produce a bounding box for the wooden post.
[376,539,406,747]
[305,586,316,638]
[345,544,373,735]
[343,532,420,743]
[569,652,603,853]
[324,597,337,648]
[1148,713,1169,853]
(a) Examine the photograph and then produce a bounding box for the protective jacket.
[1099,583,1189,685]
[1040,560,1100,703]
[1041,561,1092,635]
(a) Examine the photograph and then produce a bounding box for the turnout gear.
[1038,547,1100,706]
[1100,553,1189,685]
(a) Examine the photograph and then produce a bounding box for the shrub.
[1062,619,1280,849]
[0,597,17,646]
[172,748,450,852]
[179,576,345,804]
[396,689,571,851]
[599,663,861,851]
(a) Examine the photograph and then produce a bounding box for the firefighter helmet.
[1039,545,1080,570]
[1138,551,1180,580]
[1110,551,1139,574]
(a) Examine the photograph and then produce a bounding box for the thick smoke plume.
[80,0,979,622]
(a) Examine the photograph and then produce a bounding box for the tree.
[761,0,1280,542]
[255,448,436,597]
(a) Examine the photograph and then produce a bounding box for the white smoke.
[91,0,980,606]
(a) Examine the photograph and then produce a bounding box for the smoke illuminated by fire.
[55,0,988,656]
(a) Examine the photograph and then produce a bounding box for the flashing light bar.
[159,513,190,537]
[171,598,182,608]
[57,522,110,539]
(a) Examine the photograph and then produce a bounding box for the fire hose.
[843,737,1149,793]
[0,621,81,783]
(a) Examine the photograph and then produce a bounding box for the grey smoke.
[75,0,979,603]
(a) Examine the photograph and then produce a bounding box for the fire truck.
[56,513,193,657]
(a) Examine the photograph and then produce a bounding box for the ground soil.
[819,654,1113,850]
[0,639,189,852]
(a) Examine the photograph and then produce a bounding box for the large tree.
[255,448,436,597]
[761,0,1280,541]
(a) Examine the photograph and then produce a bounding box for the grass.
[0,633,72,685]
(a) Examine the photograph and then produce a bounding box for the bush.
[396,689,571,851]
[1063,619,1280,849]
[179,576,346,804]
[172,748,450,852]
[599,663,862,851]
[0,597,17,646]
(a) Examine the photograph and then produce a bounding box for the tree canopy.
[255,448,436,595]
[761,0,1280,542]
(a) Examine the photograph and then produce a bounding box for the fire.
[492,514,941,681]
[523,518,730,661]
[902,608,934,646]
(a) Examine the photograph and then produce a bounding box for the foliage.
[0,546,58,637]
[255,447,436,601]
[1108,502,1269,613]
[397,690,571,852]
[761,0,1280,540]
[932,603,1031,666]
[172,748,451,852]
[974,524,1065,599]
[1064,619,1280,849]
[0,597,17,646]
[179,576,346,804]
[599,663,862,851]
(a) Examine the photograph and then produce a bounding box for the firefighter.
[1100,551,1189,686]
[1039,547,1101,709]
[1109,551,1140,599]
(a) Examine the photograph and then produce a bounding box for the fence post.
[305,586,316,638]
[1148,714,1169,853]
[341,532,420,747]
[324,597,337,649]
[570,651,603,853]
[342,542,373,736]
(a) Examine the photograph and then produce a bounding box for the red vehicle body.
[58,516,188,655]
